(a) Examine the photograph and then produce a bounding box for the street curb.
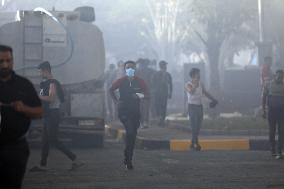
[106,124,270,151]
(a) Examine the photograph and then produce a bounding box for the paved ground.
[107,120,269,151]
[108,119,268,140]
[23,140,284,189]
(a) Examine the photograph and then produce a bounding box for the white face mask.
[125,68,135,77]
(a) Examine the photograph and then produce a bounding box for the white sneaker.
[141,124,149,129]
[70,160,84,171]
[29,165,47,172]
[275,154,283,160]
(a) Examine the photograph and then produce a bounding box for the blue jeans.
[268,106,284,154]
[188,104,203,145]
[41,109,76,166]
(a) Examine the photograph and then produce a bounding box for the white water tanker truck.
[0,6,106,147]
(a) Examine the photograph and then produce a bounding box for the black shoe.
[191,143,201,151]
[124,159,133,170]
[125,162,134,170]
[195,144,201,151]
[123,159,127,165]
[69,160,85,171]
[271,147,276,157]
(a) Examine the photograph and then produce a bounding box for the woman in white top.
[185,68,218,151]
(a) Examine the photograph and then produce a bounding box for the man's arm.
[168,73,173,98]
[202,84,217,102]
[11,81,43,119]
[138,78,150,99]
[11,101,43,119]
[262,86,268,118]
[109,78,122,104]
[185,82,197,94]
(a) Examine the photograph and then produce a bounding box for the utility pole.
[258,0,263,42]
[257,0,272,66]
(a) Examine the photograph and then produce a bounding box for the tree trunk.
[207,43,221,93]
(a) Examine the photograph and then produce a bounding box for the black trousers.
[188,104,203,145]
[268,106,284,154]
[0,138,29,189]
[41,109,76,166]
[154,93,168,123]
[118,103,140,162]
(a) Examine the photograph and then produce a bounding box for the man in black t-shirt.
[30,61,83,172]
[0,45,43,189]
[109,60,149,170]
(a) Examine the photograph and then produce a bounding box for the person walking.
[109,60,148,170]
[262,69,284,159]
[152,60,172,126]
[30,61,83,172]
[185,68,218,151]
[0,44,43,189]
[136,58,155,128]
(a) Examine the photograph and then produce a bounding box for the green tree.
[265,0,284,67]
[188,0,258,91]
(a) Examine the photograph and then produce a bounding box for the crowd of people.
[1,43,284,189]
[105,55,284,167]
[104,58,173,128]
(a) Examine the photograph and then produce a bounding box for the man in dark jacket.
[152,60,173,126]
[109,60,148,170]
